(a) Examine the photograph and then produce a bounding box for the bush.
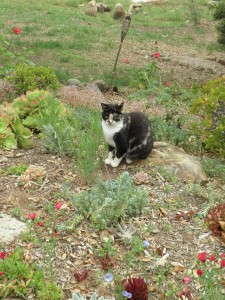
[213,0,225,20]
[71,172,148,230]
[190,77,225,157]
[10,64,60,94]
[213,0,225,44]
[217,18,225,44]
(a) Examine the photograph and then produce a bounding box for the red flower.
[123,59,130,64]
[53,229,57,236]
[13,27,21,34]
[196,269,203,276]
[29,213,36,221]
[0,272,5,276]
[197,252,207,262]
[99,253,115,271]
[183,277,191,284]
[37,222,44,227]
[220,253,225,258]
[55,202,63,210]
[208,254,216,261]
[0,252,6,259]
[152,52,161,58]
[123,277,148,300]
[74,270,88,282]
[220,260,225,267]
[165,81,171,87]
[176,287,192,299]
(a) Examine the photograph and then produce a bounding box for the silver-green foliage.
[71,172,148,230]
[72,292,114,300]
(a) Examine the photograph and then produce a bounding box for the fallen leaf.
[159,207,167,217]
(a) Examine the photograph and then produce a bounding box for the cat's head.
[101,103,124,125]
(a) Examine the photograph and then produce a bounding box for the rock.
[67,78,83,88]
[57,84,105,110]
[149,144,208,184]
[97,3,110,12]
[128,4,142,15]
[85,0,98,17]
[218,58,225,66]
[0,156,8,163]
[113,3,126,20]
[0,214,27,245]
[92,79,108,93]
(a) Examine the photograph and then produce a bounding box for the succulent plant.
[122,277,148,300]
[204,203,225,243]
[72,292,113,300]
[116,223,137,245]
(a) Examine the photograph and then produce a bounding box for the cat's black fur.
[101,102,153,167]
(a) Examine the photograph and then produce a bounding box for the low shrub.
[10,64,60,94]
[190,76,225,157]
[71,172,148,230]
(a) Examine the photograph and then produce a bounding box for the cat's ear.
[101,103,109,110]
[117,102,124,111]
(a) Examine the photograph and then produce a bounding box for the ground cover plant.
[1,0,225,299]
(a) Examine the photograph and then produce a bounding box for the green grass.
[0,0,221,83]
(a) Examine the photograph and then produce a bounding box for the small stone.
[218,58,225,66]
[0,214,27,245]
[67,79,83,87]
[0,157,8,163]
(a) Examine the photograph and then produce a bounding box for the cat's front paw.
[104,158,112,165]
[110,157,122,168]
[126,157,133,164]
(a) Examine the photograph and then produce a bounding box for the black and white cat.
[101,102,153,168]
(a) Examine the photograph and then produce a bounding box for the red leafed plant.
[204,204,225,243]
[122,277,148,300]
[74,270,88,282]
[99,253,115,271]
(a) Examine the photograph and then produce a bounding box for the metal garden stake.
[111,15,131,89]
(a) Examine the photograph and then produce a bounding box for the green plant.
[131,236,145,255]
[7,164,28,175]
[152,116,190,147]
[190,76,225,157]
[213,0,225,20]
[187,0,201,26]
[10,64,60,94]
[0,35,31,79]
[0,247,62,299]
[41,123,75,156]
[36,282,63,300]
[128,62,160,98]
[0,102,34,150]
[71,107,103,184]
[204,203,225,242]
[217,18,225,44]
[94,239,117,259]
[201,157,225,181]
[71,172,148,230]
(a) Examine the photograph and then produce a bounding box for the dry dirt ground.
[0,23,225,300]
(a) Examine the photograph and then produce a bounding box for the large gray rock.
[0,214,27,245]
[149,143,208,184]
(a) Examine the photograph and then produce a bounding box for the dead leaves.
[133,171,149,185]
[18,164,47,189]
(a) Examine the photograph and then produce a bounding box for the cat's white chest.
[102,120,123,147]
